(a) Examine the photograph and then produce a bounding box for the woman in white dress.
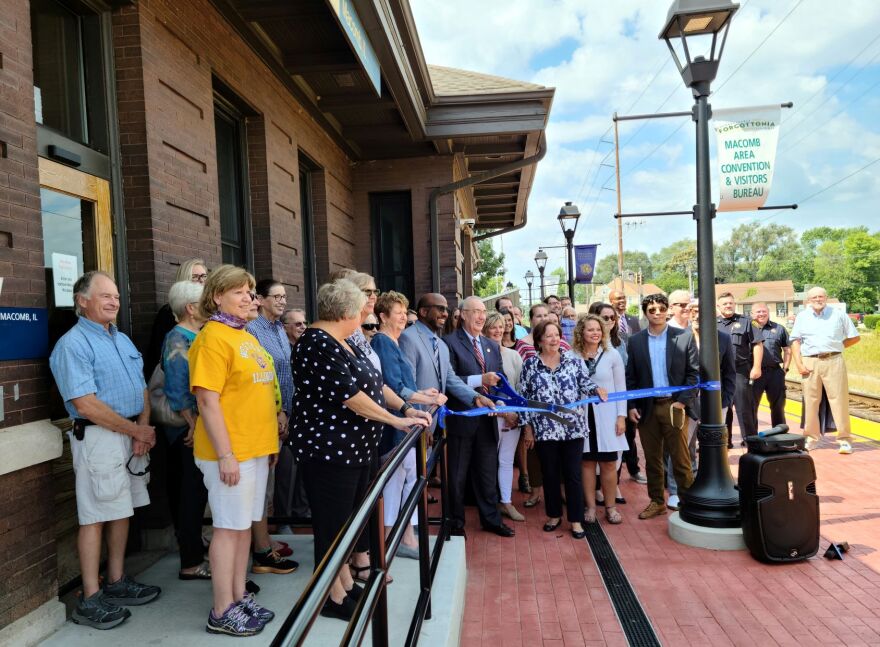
[569,314,628,524]
[483,312,525,522]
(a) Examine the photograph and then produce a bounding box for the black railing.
[269,409,451,647]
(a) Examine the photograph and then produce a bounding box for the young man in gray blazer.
[399,294,497,536]
[625,293,700,520]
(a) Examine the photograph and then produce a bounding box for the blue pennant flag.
[574,244,598,284]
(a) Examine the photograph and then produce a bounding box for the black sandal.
[543,518,562,532]
[349,564,370,584]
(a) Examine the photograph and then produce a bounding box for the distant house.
[714,280,800,321]
[592,278,665,311]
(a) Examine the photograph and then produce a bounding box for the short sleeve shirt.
[717,314,762,372]
[290,328,385,465]
[790,306,859,355]
[758,320,789,367]
[189,321,278,462]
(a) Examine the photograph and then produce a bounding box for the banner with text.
[574,244,598,284]
[713,105,781,212]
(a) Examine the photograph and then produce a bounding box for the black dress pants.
[300,460,371,569]
[733,372,758,441]
[752,365,787,427]
[536,438,584,522]
[447,418,502,529]
[167,432,209,569]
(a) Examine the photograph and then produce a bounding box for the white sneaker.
[804,438,818,452]
[838,441,853,455]
[667,495,680,510]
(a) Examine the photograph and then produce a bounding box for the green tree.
[715,223,799,282]
[653,270,689,294]
[651,239,696,275]
[473,239,506,297]
[593,251,653,284]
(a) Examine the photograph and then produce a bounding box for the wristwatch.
[399,403,413,415]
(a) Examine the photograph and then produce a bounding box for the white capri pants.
[496,423,522,505]
[382,447,417,527]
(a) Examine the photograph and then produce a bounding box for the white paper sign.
[51,253,78,307]
[713,105,781,212]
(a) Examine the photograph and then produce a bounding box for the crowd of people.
[48,258,859,636]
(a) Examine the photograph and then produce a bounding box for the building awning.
[213,0,554,230]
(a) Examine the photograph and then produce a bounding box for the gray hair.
[168,281,204,321]
[317,279,366,321]
[345,271,376,291]
[282,308,306,323]
[73,271,115,316]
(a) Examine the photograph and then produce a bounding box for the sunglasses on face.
[362,289,380,297]
[427,304,450,313]
[672,302,689,308]
[600,315,616,322]
[647,306,668,314]
[361,323,379,331]
[287,320,307,327]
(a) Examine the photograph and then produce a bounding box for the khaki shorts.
[69,426,150,526]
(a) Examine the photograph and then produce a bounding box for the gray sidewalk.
[41,534,465,646]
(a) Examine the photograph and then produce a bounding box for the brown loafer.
[638,501,668,520]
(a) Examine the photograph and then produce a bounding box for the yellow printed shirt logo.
[239,341,274,384]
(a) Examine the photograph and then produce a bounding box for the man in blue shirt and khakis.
[50,271,161,629]
[790,286,860,454]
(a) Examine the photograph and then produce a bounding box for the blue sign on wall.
[0,308,49,360]
[327,0,382,96]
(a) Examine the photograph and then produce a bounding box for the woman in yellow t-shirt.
[189,265,278,636]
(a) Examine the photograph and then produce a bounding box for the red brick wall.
[352,157,456,299]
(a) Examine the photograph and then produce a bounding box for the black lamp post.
[557,201,581,304]
[524,270,535,308]
[534,249,548,301]
[659,0,740,529]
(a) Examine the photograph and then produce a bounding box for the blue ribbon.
[436,381,721,429]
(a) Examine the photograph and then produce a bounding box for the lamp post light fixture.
[660,0,741,530]
[534,249,548,301]
[524,270,535,308]
[557,201,581,303]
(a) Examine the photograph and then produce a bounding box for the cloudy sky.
[410,0,880,292]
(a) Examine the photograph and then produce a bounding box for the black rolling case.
[739,430,819,563]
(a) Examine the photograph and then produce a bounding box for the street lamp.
[660,0,740,529]
[534,249,548,301]
[557,201,581,304]
[524,270,535,308]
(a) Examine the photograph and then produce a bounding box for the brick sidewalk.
[459,407,880,646]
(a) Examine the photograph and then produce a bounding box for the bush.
[865,314,880,330]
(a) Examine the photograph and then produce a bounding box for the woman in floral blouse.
[518,320,607,539]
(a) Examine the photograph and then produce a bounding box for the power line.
[797,156,880,205]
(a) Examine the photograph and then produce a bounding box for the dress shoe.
[499,503,525,522]
[543,518,562,532]
[482,522,515,537]
[571,527,587,539]
[450,525,467,538]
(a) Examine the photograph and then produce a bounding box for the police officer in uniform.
[716,292,763,444]
[751,302,790,427]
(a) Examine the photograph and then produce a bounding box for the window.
[776,302,788,317]
[299,157,319,321]
[370,192,414,303]
[742,304,752,317]
[31,0,108,152]
[214,99,251,268]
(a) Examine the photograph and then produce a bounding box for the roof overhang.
[213,0,554,229]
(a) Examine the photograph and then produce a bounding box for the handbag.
[148,363,187,428]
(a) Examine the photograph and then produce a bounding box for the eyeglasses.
[361,323,379,331]
[290,321,307,327]
[266,294,287,303]
[646,306,668,314]
[126,454,151,477]
[362,289,380,297]
[672,302,689,308]
[191,273,208,283]
[600,315,616,322]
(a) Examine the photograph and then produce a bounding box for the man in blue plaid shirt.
[49,271,161,629]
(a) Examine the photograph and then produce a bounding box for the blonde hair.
[198,264,254,319]
[572,313,609,356]
[175,258,207,283]
[317,279,365,321]
[482,311,504,335]
[374,291,409,323]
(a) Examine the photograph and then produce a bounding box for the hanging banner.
[574,244,598,284]
[713,105,781,212]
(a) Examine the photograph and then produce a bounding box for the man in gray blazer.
[400,293,496,536]
[625,293,700,520]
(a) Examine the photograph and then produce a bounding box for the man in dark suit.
[625,293,700,519]
[443,296,514,537]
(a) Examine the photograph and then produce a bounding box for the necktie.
[472,336,487,394]
[619,315,629,336]
[431,336,441,372]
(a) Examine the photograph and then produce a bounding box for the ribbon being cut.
[435,373,721,429]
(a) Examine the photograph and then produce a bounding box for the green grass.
[845,331,880,396]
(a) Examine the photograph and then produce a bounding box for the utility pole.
[613,114,624,279]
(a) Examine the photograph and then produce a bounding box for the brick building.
[0,0,553,638]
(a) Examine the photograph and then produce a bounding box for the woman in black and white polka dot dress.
[290,278,431,621]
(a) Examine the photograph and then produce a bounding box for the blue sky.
[411,0,880,292]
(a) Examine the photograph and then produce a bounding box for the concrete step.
[39,534,466,646]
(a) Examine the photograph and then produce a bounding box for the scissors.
[489,373,577,428]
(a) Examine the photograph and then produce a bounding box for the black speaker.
[739,450,819,562]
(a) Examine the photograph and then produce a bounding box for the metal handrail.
[270,406,451,647]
